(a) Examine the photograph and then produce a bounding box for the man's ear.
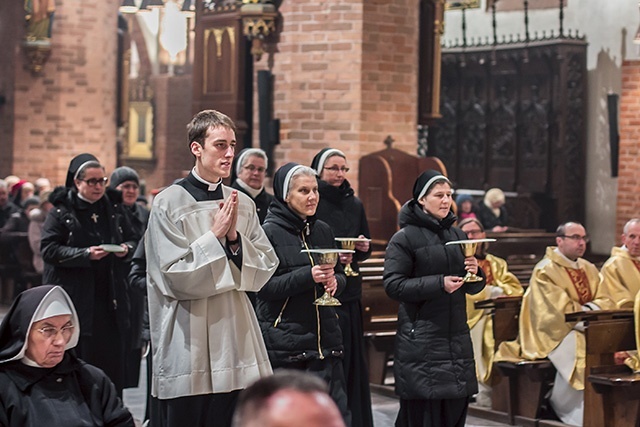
[190,141,202,157]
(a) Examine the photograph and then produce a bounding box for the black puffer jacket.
[316,179,371,302]
[41,186,137,335]
[383,201,485,400]
[257,199,346,365]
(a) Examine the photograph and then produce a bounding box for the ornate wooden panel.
[432,38,587,230]
[192,1,249,140]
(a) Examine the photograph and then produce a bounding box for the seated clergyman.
[458,218,524,407]
[599,218,640,308]
[495,222,614,426]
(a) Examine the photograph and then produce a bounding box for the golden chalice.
[445,238,496,282]
[335,238,368,277]
[301,248,354,306]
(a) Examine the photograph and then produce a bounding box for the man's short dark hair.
[232,370,329,427]
[187,110,237,148]
[556,221,584,237]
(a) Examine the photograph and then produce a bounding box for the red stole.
[631,259,640,274]
[478,259,494,286]
[564,267,593,305]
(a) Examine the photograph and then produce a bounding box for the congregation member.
[310,147,373,427]
[28,190,53,274]
[0,285,134,426]
[232,370,346,427]
[455,193,477,221]
[145,110,279,427]
[476,187,508,232]
[0,179,20,229]
[231,148,274,224]
[34,177,52,195]
[10,180,35,208]
[495,222,615,426]
[599,218,640,308]
[0,197,40,239]
[109,166,149,392]
[458,218,524,407]
[41,153,137,396]
[257,162,350,425]
[384,170,485,427]
[109,166,149,238]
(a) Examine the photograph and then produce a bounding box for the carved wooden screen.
[430,39,587,230]
[192,2,249,141]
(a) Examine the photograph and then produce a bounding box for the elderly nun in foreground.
[0,285,134,427]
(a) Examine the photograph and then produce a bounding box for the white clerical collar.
[192,167,222,191]
[236,178,263,199]
[77,193,97,204]
[554,247,580,268]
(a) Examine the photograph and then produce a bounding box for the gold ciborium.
[301,248,354,306]
[335,237,369,277]
[445,238,496,282]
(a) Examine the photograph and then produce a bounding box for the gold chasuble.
[600,246,640,309]
[466,254,523,383]
[495,247,615,390]
[624,290,640,372]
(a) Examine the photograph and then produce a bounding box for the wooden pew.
[559,310,636,427]
[471,296,556,426]
[588,365,640,427]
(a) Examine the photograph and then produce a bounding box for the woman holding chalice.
[383,170,486,427]
[257,163,351,425]
[311,147,374,427]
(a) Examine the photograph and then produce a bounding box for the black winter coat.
[258,200,346,364]
[316,179,371,302]
[0,353,134,427]
[232,181,274,224]
[383,201,485,400]
[41,187,137,336]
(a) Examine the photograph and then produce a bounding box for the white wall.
[442,0,640,254]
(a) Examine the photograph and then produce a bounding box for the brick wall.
[254,0,419,191]
[616,60,640,241]
[10,0,119,186]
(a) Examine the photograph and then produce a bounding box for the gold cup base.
[344,264,359,277]
[313,292,342,306]
[463,272,483,283]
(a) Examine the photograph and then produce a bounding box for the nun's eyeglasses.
[323,166,350,173]
[79,177,108,187]
[36,325,75,340]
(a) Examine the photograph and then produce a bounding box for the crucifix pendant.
[91,213,99,223]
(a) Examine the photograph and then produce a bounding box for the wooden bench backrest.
[359,146,447,247]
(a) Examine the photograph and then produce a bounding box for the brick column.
[254,0,419,192]
[10,0,119,185]
[616,60,640,240]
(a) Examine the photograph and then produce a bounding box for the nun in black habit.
[230,148,274,224]
[41,153,138,395]
[0,285,134,427]
[310,147,374,427]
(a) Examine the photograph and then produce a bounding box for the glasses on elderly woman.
[36,324,75,340]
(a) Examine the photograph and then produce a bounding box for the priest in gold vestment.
[623,290,640,372]
[458,218,524,407]
[495,222,614,426]
[599,218,640,309]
